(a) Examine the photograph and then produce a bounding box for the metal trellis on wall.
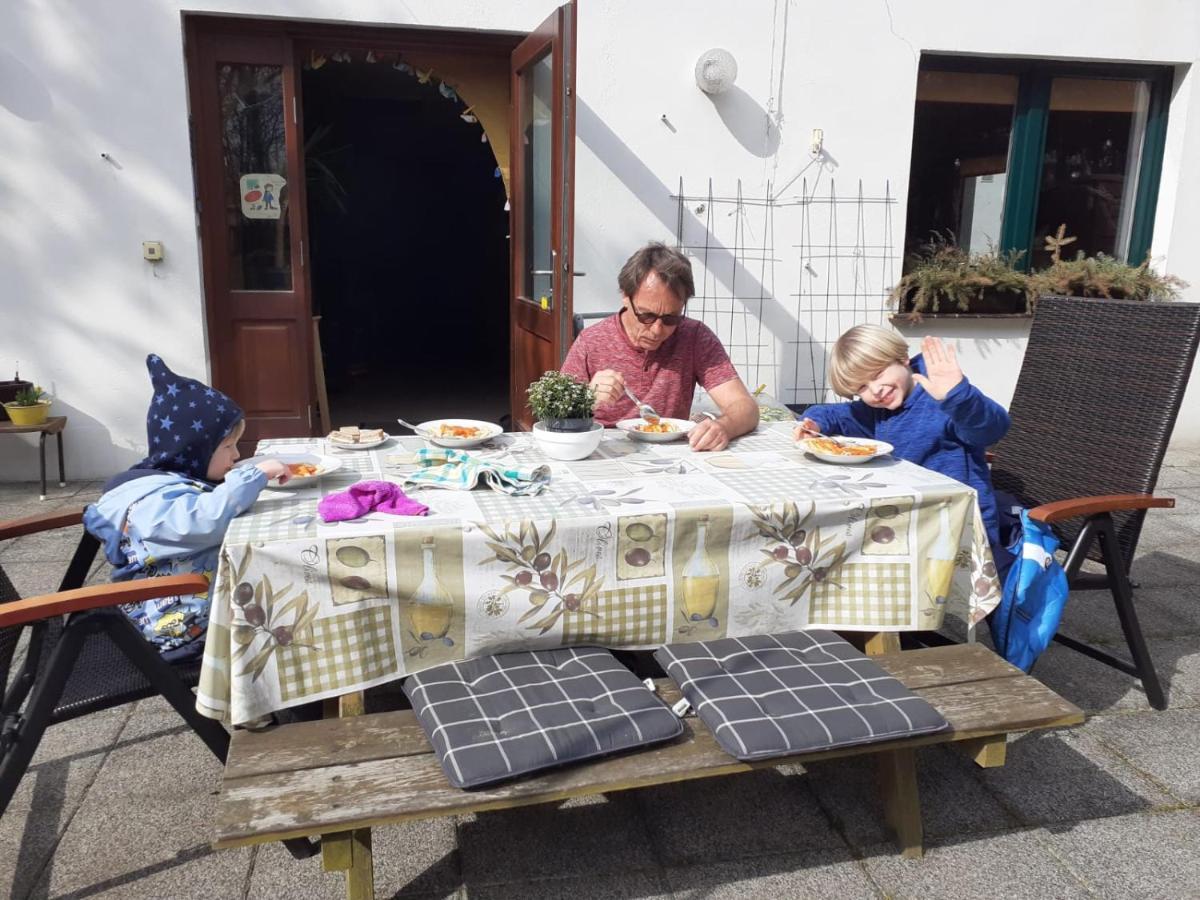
[672,177,898,408]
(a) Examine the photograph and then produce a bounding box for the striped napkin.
[402,448,551,496]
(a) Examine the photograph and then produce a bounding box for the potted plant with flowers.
[3,383,52,426]
[527,370,603,460]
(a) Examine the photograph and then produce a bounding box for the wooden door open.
[189,10,572,440]
[187,25,315,453]
[508,1,577,430]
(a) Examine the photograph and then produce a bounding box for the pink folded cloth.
[318,480,429,522]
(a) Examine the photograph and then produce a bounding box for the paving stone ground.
[2,449,1199,899]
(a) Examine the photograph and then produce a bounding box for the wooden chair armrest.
[985,451,995,464]
[0,508,86,541]
[1028,493,1174,525]
[0,574,209,628]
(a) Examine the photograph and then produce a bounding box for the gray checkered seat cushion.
[403,647,684,789]
[654,631,948,761]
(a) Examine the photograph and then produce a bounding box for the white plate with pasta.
[798,436,893,464]
[616,417,695,443]
[238,453,342,486]
[413,419,503,449]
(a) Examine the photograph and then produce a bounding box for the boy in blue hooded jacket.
[793,326,1013,576]
[84,355,289,662]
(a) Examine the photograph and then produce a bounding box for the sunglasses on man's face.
[629,297,684,327]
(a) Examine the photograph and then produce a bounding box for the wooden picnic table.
[197,424,1002,725]
[213,643,1085,899]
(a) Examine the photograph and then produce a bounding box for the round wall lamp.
[695,48,737,95]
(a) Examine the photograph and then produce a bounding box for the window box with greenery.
[1028,252,1186,303]
[890,229,1185,321]
[890,237,1033,319]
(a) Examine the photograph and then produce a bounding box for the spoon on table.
[622,385,660,423]
[396,417,436,438]
[264,512,316,528]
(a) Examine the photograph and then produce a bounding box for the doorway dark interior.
[302,57,510,432]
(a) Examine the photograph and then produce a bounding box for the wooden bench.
[0,416,67,500]
[213,644,1083,899]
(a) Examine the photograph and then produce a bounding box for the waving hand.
[911,336,963,401]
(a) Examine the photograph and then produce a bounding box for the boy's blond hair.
[828,325,910,398]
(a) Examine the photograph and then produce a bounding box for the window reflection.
[522,52,553,307]
[905,70,1017,260]
[218,63,292,291]
[1032,77,1150,266]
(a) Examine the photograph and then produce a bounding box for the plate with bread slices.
[328,426,390,450]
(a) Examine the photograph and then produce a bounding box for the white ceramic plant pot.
[532,421,604,461]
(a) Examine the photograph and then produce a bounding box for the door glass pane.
[521,51,553,307]
[1032,77,1150,266]
[905,70,1018,259]
[218,63,291,291]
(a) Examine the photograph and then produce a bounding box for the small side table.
[0,416,67,500]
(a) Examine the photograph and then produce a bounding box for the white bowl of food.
[328,426,389,450]
[616,417,695,443]
[239,452,342,486]
[412,419,503,449]
[798,436,893,465]
[531,421,604,460]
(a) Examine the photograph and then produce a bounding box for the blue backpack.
[990,508,1070,672]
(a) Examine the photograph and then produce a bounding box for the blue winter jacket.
[803,354,1010,557]
[83,465,267,661]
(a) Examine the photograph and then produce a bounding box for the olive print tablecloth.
[196,424,1000,724]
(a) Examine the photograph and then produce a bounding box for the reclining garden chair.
[0,508,317,858]
[989,295,1200,710]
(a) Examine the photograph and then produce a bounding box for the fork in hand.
[797,421,849,448]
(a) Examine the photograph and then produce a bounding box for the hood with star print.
[104,354,244,492]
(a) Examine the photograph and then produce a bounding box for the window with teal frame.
[904,56,1173,271]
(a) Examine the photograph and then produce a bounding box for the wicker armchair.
[990,295,1200,710]
[0,509,317,857]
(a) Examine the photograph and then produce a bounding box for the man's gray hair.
[617,242,695,305]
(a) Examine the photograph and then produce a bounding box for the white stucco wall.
[1,0,1198,484]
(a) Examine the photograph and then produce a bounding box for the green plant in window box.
[526,371,595,433]
[1028,253,1187,303]
[889,234,1033,321]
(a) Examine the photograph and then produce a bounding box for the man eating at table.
[560,242,759,452]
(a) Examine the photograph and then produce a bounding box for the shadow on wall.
[576,97,811,390]
[577,98,777,304]
[0,47,54,121]
[0,402,142,485]
[1,8,206,484]
[705,86,780,158]
[891,317,1032,410]
[890,317,1033,361]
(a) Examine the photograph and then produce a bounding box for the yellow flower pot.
[4,401,51,426]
